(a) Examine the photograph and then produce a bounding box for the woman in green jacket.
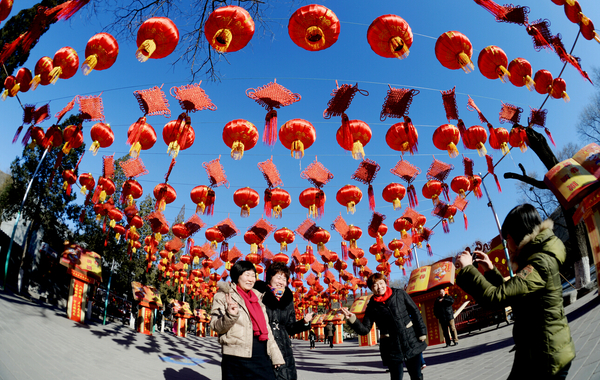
[455,204,575,380]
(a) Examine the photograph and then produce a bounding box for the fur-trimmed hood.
[253,280,294,309]
[516,219,566,267]
[517,219,555,251]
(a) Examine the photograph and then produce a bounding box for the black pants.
[328,336,333,347]
[310,339,315,348]
[388,355,422,380]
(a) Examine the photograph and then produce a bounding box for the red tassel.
[474,0,509,19]
[407,185,418,208]
[79,209,85,223]
[368,184,375,211]
[464,213,468,230]
[341,113,353,150]
[494,174,502,192]
[54,0,90,21]
[21,127,32,147]
[264,188,272,218]
[263,109,278,146]
[13,126,23,143]
[427,243,432,256]
[457,119,469,149]
[442,219,450,233]
[0,35,24,66]
[404,116,419,154]
[91,183,102,204]
[441,183,450,202]
[341,242,348,261]
[206,188,215,216]
[66,183,72,196]
[220,242,229,257]
[402,268,406,276]
[544,128,556,147]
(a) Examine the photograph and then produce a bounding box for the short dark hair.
[266,262,290,284]
[501,204,542,246]
[367,272,387,291]
[230,261,256,284]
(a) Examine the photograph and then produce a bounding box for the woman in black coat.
[341,272,427,380]
[254,262,314,380]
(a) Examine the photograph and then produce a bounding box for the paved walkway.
[0,288,599,380]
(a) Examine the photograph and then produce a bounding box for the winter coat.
[433,295,455,323]
[348,288,427,365]
[456,219,575,377]
[254,281,310,380]
[210,282,285,366]
[324,323,335,337]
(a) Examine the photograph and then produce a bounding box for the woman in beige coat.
[210,260,285,380]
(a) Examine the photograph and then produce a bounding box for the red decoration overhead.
[509,126,528,152]
[89,122,114,155]
[533,69,553,95]
[204,6,254,53]
[82,33,118,75]
[257,156,283,189]
[31,56,54,90]
[279,118,316,159]
[390,159,420,208]
[203,156,229,188]
[382,183,406,211]
[451,175,471,198]
[78,94,105,122]
[127,117,156,158]
[190,185,215,216]
[163,114,195,158]
[288,4,340,51]
[336,120,371,160]
[508,58,535,91]
[464,125,488,156]
[299,188,326,219]
[223,119,259,160]
[264,188,291,218]
[61,124,83,154]
[170,82,217,113]
[351,158,380,211]
[310,227,331,253]
[154,183,177,211]
[435,31,474,73]
[385,117,418,154]
[477,45,510,82]
[474,0,529,25]
[0,0,13,23]
[550,78,569,102]
[233,187,260,217]
[336,185,362,214]
[274,228,295,252]
[433,124,460,158]
[441,87,459,122]
[49,46,79,84]
[380,87,419,121]
[367,14,413,59]
[499,102,523,124]
[301,157,333,189]
[526,19,554,51]
[136,17,179,62]
[422,180,443,205]
[133,85,171,117]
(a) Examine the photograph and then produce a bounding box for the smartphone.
[471,250,479,268]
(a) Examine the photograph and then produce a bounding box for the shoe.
[421,364,426,370]
[444,344,450,348]
[452,341,458,346]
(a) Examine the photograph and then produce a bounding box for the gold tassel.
[136,39,157,62]
[212,29,233,52]
[447,142,459,158]
[458,52,474,73]
[389,36,409,59]
[48,66,62,85]
[351,140,365,160]
[393,199,401,210]
[231,141,245,160]
[82,54,98,75]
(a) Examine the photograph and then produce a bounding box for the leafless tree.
[577,68,600,144]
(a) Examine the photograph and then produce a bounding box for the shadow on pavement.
[567,293,600,323]
[164,367,211,380]
[424,336,514,366]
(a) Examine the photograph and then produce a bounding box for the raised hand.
[473,250,494,271]
[225,292,239,315]
[304,312,314,323]
[339,307,354,319]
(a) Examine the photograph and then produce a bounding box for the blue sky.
[1,0,599,283]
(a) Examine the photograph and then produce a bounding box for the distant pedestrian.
[433,289,458,347]
[309,329,316,350]
[456,204,575,380]
[324,322,335,348]
[341,272,426,380]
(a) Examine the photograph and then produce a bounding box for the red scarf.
[237,287,269,341]
[372,286,392,303]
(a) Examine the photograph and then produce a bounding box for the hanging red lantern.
[564,1,583,24]
[464,125,488,156]
[288,4,340,51]
[233,187,260,217]
[42,125,63,149]
[385,120,419,154]
[190,185,215,215]
[279,119,316,159]
[393,217,411,239]
[299,187,326,218]
[223,119,259,160]
[14,67,32,94]
[451,176,471,198]
[488,126,510,155]
[336,185,362,214]
[434,31,474,73]
[78,173,95,195]
[61,124,83,154]
[470,175,483,199]
[265,188,291,218]
[1,75,16,100]
[136,17,179,62]
[433,124,460,158]
[580,18,600,43]
[273,252,290,265]
[112,224,126,242]
[421,180,443,205]
[29,127,45,147]
[30,56,54,90]
[82,33,119,75]
[107,208,124,228]
[128,215,144,232]
[388,239,405,259]
[49,46,79,84]
[127,117,156,158]
[382,183,406,210]
[153,183,177,211]
[346,225,362,249]
[335,120,371,160]
[0,0,13,22]
[204,6,254,53]
[97,177,115,202]
[274,227,295,252]
[89,122,114,155]
[310,228,331,252]
[172,223,190,239]
[122,179,144,205]
[509,126,528,152]
[533,69,553,95]
[205,227,225,250]
[508,58,535,91]
[477,45,510,82]
[368,223,388,239]
[367,14,412,59]
[550,78,570,102]
[244,231,262,254]
[163,116,195,159]
[62,169,77,196]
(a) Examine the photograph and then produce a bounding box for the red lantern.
[310,228,331,252]
[0,0,13,22]
[451,176,471,198]
[7,68,32,97]
[29,127,45,147]
[336,185,362,214]
[386,121,418,154]
[288,4,340,51]
[41,125,63,149]
[172,223,190,239]
[489,126,510,155]
[564,1,583,24]
[112,224,126,242]
[274,227,295,252]
[367,14,412,59]
[49,47,79,84]
[368,223,388,239]
[393,217,411,239]
[550,78,570,102]
[477,45,510,82]
[244,231,262,254]
[136,17,179,62]
[122,179,144,205]
[335,120,371,160]
[265,188,291,218]
[97,177,115,202]
[421,180,442,205]
[61,124,83,154]
[153,183,177,211]
[223,119,259,160]
[89,122,114,155]
[163,116,195,159]
[127,117,156,158]
[190,185,215,215]
[279,119,316,159]
[128,215,144,231]
[299,188,326,218]
[435,31,474,73]
[465,125,488,156]
[508,58,535,91]
[273,253,289,265]
[107,207,124,229]
[205,227,225,250]
[533,69,553,95]
[31,56,54,90]
[509,126,528,152]
[204,6,254,53]
[433,124,460,158]
[382,183,406,210]
[580,18,600,43]
[78,173,95,195]
[233,187,260,217]
[470,175,483,199]
[62,169,77,196]
[1,75,16,100]
[346,225,362,249]
[388,239,405,259]
[82,33,119,75]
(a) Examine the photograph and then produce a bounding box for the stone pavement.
[0,288,598,380]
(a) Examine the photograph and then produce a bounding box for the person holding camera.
[455,204,575,380]
[340,272,427,380]
[433,289,458,347]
